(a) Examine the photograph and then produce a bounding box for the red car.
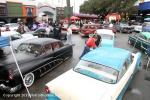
[70,24,80,33]
[62,24,80,33]
[80,24,102,36]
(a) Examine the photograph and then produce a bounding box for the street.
[0,33,150,100]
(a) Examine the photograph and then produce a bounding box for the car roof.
[96,29,114,36]
[1,31,20,37]
[140,32,150,39]
[81,47,131,71]
[22,38,60,45]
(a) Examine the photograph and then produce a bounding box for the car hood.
[46,69,113,100]
[101,39,114,47]
[0,52,36,66]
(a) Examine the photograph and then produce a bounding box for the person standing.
[57,23,62,40]
[53,25,58,39]
[79,34,97,59]
[17,22,25,34]
[66,25,73,45]
[5,25,10,31]
[94,34,102,47]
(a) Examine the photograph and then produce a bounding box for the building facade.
[0,0,7,23]
[37,2,56,22]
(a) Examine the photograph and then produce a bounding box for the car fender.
[135,52,142,71]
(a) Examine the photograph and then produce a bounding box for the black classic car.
[0,38,73,93]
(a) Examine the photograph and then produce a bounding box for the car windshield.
[74,60,118,84]
[100,34,113,40]
[17,43,41,54]
[11,34,22,41]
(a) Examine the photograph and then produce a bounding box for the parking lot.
[0,32,150,100]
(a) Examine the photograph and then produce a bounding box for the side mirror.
[15,48,18,53]
[26,48,31,53]
[34,51,40,57]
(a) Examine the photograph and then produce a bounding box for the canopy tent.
[139,1,150,11]
[0,36,31,98]
[70,16,80,20]
[63,16,80,23]
[105,13,121,22]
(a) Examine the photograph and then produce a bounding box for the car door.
[35,43,54,76]
[113,57,133,99]
[137,34,148,49]
[51,42,72,61]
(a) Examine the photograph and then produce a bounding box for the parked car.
[102,24,117,34]
[142,22,150,32]
[69,24,80,33]
[131,22,142,33]
[96,29,115,47]
[1,23,19,31]
[45,47,141,100]
[11,34,38,49]
[0,38,73,93]
[0,21,5,27]
[115,23,134,33]
[62,23,80,33]
[1,31,37,43]
[80,24,102,37]
[1,31,21,40]
[128,32,150,51]
[26,27,67,40]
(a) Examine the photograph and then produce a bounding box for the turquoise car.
[128,32,150,50]
[45,47,141,100]
[96,29,115,47]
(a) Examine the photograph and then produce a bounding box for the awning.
[0,37,10,48]
[139,1,150,11]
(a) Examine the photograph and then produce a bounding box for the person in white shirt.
[66,25,73,45]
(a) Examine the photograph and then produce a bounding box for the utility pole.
[66,0,71,25]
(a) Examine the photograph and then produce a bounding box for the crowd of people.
[0,19,106,60]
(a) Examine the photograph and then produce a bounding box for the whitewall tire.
[23,72,35,87]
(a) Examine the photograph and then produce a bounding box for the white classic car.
[1,31,38,49]
[96,29,115,47]
[1,23,19,31]
[45,47,141,100]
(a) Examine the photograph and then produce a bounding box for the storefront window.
[0,6,6,16]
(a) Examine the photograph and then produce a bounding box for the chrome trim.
[0,84,22,93]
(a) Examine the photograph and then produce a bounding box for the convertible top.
[22,38,60,45]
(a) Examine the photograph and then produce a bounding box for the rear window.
[74,60,119,84]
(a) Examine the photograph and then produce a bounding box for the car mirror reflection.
[15,48,18,53]
[34,51,40,57]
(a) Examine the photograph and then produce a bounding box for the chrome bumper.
[0,84,22,93]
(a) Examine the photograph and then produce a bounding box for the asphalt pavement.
[0,32,150,100]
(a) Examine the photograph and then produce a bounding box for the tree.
[80,0,138,20]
